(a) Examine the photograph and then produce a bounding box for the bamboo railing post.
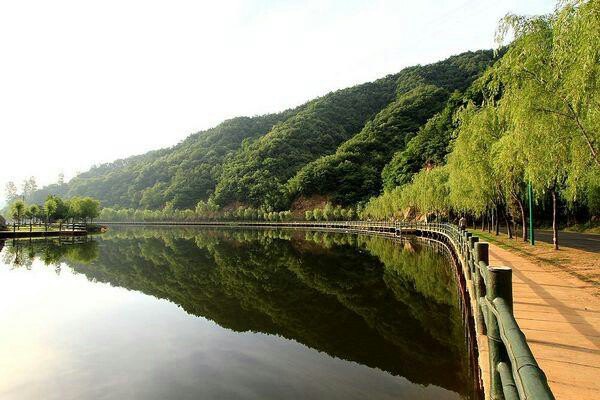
[468,236,479,276]
[497,362,519,400]
[464,232,472,264]
[487,265,513,399]
[474,242,489,334]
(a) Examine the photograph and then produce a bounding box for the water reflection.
[0,228,474,399]
[1,236,98,270]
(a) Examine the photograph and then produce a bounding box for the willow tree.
[494,0,600,248]
[400,166,450,221]
[363,187,404,220]
[195,199,220,220]
[447,103,505,232]
[491,133,528,240]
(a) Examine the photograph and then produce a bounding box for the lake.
[0,227,476,399]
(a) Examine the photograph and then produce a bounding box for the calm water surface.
[0,227,474,399]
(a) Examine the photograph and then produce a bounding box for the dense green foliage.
[4,194,101,228]
[287,84,448,205]
[100,205,295,222]
[99,202,358,222]
[212,75,400,208]
[288,51,496,205]
[365,166,450,221]
[381,94,462,189]
[67,112,299,209]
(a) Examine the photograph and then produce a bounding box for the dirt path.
[487,244,600,399]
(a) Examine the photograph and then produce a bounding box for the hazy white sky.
[0,0,555,203]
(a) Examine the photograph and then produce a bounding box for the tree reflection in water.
[1,227,476,398]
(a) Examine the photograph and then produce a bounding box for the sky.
[0,0,556,205]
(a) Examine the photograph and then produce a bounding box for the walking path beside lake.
[485,243,600,400]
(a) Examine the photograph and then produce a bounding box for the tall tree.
[5,181,18,203]
[22,177,38,200]
[28,204,41,227]
[447,104,502,222]
[493,0,600,248]
[45,195,69,231]
[79,197,101,223]
[491,133,528,240]
[10,200,26,227]
[496,1,600,167]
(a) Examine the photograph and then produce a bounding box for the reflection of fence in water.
[1,235,97,269]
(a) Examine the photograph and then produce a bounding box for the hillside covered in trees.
[32,50,499,211]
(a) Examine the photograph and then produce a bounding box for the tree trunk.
[503,209,513,239]
[552,189,559,250]
[494,208,500,236]
[516,198,527,241]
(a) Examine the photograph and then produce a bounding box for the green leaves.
[9,200,26,222]
[213,74,400,208]
[363,166,449,220]
[495,0,600,200]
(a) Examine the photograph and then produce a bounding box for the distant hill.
[32,49,500,210]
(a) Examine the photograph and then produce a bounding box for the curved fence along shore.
[0,223,88,239]
[97,220,555,400]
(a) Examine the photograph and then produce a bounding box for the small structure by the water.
[0,215,7,231]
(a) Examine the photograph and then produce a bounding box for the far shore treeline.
[4,1,599,249]
[99,202,359,223]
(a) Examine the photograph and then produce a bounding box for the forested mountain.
[34,50,499,211]
[381,92,465,190]
[66,111,300,209]
[212,74,400,208]
[217,50,497,208]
